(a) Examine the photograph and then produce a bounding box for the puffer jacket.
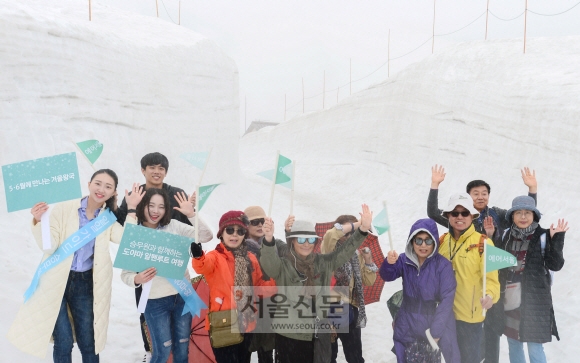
[380,218,460,363]
[259,228,368,341]
[191,242,277,331]
[499,226,564,342]
[438,224,500,323]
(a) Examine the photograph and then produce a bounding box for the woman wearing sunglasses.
[259,204,373,363]
[438,193,500,363]
[190,211,277,363]
[380,218,460,363]
[120,188,213,363]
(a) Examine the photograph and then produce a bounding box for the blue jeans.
[144,294,192,363]
[455,320,483,363]
[52,270,99,363]
[507,337,547,363]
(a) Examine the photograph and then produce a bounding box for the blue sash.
[168,277,207,317]
[24,210,117,302]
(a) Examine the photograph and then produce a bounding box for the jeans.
[52,270,99,363]
[144,294,192,363]
[331,305,364,363]
[455,320,482,363]
[135,285,151,352]
[507,337,547,363]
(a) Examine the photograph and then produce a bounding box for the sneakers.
[137,352,151,363]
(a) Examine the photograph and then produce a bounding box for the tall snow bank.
[0,1,238,361]
[240,37,580,362]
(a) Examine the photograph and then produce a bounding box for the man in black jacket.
[115,152,192,363]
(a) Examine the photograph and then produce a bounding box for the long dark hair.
[136,188,172,227]
[90,169,118,211]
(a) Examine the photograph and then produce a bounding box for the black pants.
[275,334,314,363]
[330,305,364,363]
[135,286,151,352]
[246,346,274,363]
[212,333,253,363]
[456,321,483,363]
[481,322,500,363]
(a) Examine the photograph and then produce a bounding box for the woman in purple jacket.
[380,218,460,363]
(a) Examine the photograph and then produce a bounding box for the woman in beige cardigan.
[7,169,144,362]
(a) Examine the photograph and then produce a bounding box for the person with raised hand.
[120,188,213,363]
[427,164,538,363]
[499,196,567,363]
[259,204,372,363]
[380,218,460,363]
[190,211,277,363]
[8,170,144,362]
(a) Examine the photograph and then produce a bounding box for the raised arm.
[427,165,449,228]
[379,250,403,282]
[545,219,567,271]
[327,205,371,271]
[260,217,283,280]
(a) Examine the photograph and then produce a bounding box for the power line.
[529,1,580,16]
[489,10,525,21]
[159,0,178,24]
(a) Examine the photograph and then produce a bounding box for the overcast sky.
[97,0,580,132]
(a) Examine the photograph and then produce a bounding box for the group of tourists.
[6,152,567,363]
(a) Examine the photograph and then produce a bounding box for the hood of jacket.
[405,218,440,267]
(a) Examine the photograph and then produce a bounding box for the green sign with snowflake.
[2,152,82,212]
[114,223,193,279]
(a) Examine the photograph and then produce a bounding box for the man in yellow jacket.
[438,193,500,363]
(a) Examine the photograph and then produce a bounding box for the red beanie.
[217,211,249,238]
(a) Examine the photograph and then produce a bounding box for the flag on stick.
[180,151,210,170]
[257,154,293,189]
[197,184,220,211]
[485,244,517,272]
[372,207,390,235]
[74,139,103,169]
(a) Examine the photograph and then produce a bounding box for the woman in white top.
[121,188,213,363]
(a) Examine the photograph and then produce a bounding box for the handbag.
[504,282,522,311]
[405,339,441,363]
[208,310,244,348]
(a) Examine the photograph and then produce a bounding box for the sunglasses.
[414,237,434,246]
[449,210,471,217]
[296,237,317,244]
[250,218,265,226]
[224,227,247,236]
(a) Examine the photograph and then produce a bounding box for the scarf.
[510,222,538,242]
[333,236,367,328]
[285,244,316,287]
[226,242,254,333]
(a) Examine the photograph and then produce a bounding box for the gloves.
[190,242,203,258]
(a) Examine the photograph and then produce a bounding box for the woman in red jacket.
[190,210,276,363]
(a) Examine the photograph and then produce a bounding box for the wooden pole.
[156,0,159,17]
[284,94,287,121]
[485,0,490,40]
[384,201,394,251]
[349,58,352,95]
[194,149,213,248]
[302,78,305,113]
[388,29,391,78]
[482,240,488,317]
[432,0,436,54]
[322,71,325,109]
[89,0,92,21]
[179,1,181,25]
[267,151,280,217]
[523,0,528,53]
[245,96,247,131]
[289,161,296,216]
[337,87,339,104]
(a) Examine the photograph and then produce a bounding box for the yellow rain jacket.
[438,224,500,323]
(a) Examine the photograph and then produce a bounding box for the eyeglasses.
[296,237,317,244]
[449,210,471,217]
[224,227,247,236]
[414,237,434,246]
[250,218,265,226]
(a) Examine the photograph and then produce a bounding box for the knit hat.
[441,193,480,218]
[287,220,320,239]
[244,206,267,221]
[217,210,249,238]
[505,195,541,222]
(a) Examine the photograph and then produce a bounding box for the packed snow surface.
[1,1,579,362]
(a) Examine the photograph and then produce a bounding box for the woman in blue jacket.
[380,218,460,363]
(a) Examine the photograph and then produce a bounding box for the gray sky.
[98,0,580,132]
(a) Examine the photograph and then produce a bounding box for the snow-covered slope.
[1,0,579,361]
[240,36,580,362]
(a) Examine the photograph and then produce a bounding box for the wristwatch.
[127,209,137,214]
[334,223,343,231]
